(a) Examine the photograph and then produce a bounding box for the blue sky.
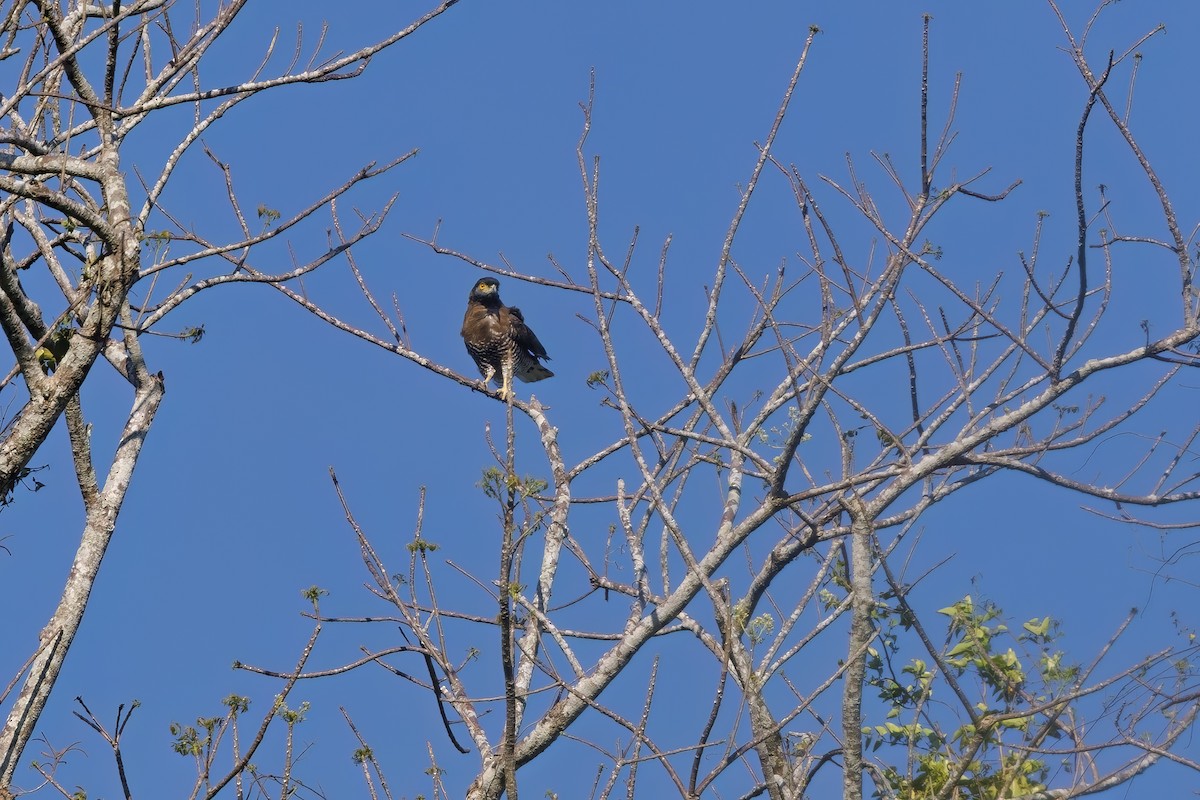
[3,1,1200,797]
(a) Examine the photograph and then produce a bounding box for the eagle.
[461,277,553,400]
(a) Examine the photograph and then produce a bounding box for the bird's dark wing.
[506,306,553,383]
[508,306,550,361]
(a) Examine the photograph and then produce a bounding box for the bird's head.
[469,277,501,304]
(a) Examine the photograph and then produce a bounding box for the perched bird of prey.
[461,277,553,400]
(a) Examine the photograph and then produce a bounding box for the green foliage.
[746,613,774,646]
[478,466,503,499]
[861,595,1083,799]
[407,537,440,554]
[880,751,1048,800]
[257,204,281,227]
[302,586,329,606]
[169,714,222,757]
[938,596,1026,701]
[275,699,309,726]
[585,369,609,388]
[223,694,250,715]
[818,587,844,611]
[865,720,935,751]
[1021,616,1052,638]
[477,466,548,500]
[352,746,373,764]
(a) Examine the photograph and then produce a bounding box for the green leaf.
[947,640,975,657]
[1023,616,1052,637]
